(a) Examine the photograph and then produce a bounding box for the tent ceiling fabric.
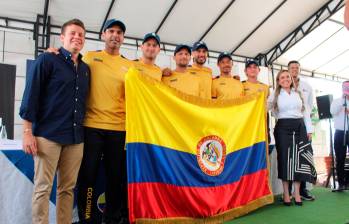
[108,0,174,38]
[0,0,43,21]
[0,0,330,55]
[203,0,285,54]
[276,7,349,78]
[157,0,231,45]
[0,0,347,78]
[48,0,109,31]
[232,0,328,56]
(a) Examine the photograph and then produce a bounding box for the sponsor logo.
[93,57,103,62]
[85,187,93,219]
[97,192,106,213]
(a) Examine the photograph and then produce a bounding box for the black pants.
[77,127,127,223]
[334,130,349,185]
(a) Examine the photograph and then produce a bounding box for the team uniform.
[243,80,271,143]
[187,65,212,99]
[77,50,133,223]
[133,59,162,81]
[242,80,269,98]
[212,76,244,99]
[162,70,201,97]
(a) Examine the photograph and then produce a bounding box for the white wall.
[1,29,271,140]
[0,31,3,62]
[1,29,35,139]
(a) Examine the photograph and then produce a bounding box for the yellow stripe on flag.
[125,68,266,155]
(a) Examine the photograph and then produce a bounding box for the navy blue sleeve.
[19,54,51,122]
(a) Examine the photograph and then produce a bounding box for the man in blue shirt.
[19,19,90,224]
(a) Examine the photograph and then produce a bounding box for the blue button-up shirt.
[20,47,90,145]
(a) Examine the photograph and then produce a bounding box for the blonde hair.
[272,70,305,112]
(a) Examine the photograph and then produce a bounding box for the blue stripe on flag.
[127,141,267,187]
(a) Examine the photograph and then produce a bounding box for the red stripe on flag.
[128,169,271,223]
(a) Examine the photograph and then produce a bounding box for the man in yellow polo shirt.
[78,31,164,224]
[45,24,165,224]
[77,19,132,224]
[133,32,162,81]
[189,41,212,99]
[212,52,244,99]
[242,60,269,97]
[162,44,201,96]
[243,60,271,158]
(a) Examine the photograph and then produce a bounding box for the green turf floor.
[225,187,349,224]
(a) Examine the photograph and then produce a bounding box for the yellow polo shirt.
[132,59,162,81]
[82,50,133,131]
[212,76,244,99]
[242,80,269,98]
[187,65,212,99]
[162,70,201,97]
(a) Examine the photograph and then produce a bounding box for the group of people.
[20,17,321,224]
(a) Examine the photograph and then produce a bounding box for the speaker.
[316,95,333,120]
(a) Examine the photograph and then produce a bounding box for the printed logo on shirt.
[85,187,93,219]
[97,192,106,213]
[219,83,226,85]
[93,57,103,62]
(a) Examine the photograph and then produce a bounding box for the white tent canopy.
[0,0,346,78]
[276,7,349,79]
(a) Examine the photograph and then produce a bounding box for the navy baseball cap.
[103,19,126,33]
[245,60,259,68]
[174,44,191,55]
[217,52,232,63]
[142,32,161,46]
[192,41,208,51]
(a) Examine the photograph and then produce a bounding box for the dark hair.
[61,19,86,34]
[288,60,300,67]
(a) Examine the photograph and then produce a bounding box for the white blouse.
[267,88,313,133]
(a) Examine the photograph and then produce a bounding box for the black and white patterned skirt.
[274,118,317,183]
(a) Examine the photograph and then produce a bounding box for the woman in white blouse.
[267,70,316,206]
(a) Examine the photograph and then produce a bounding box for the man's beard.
[108,39,121,49]
[194,57,206,65]
[177,63,188,68]
[222,68,231,74]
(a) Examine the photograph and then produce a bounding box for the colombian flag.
[125,68,273,223]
